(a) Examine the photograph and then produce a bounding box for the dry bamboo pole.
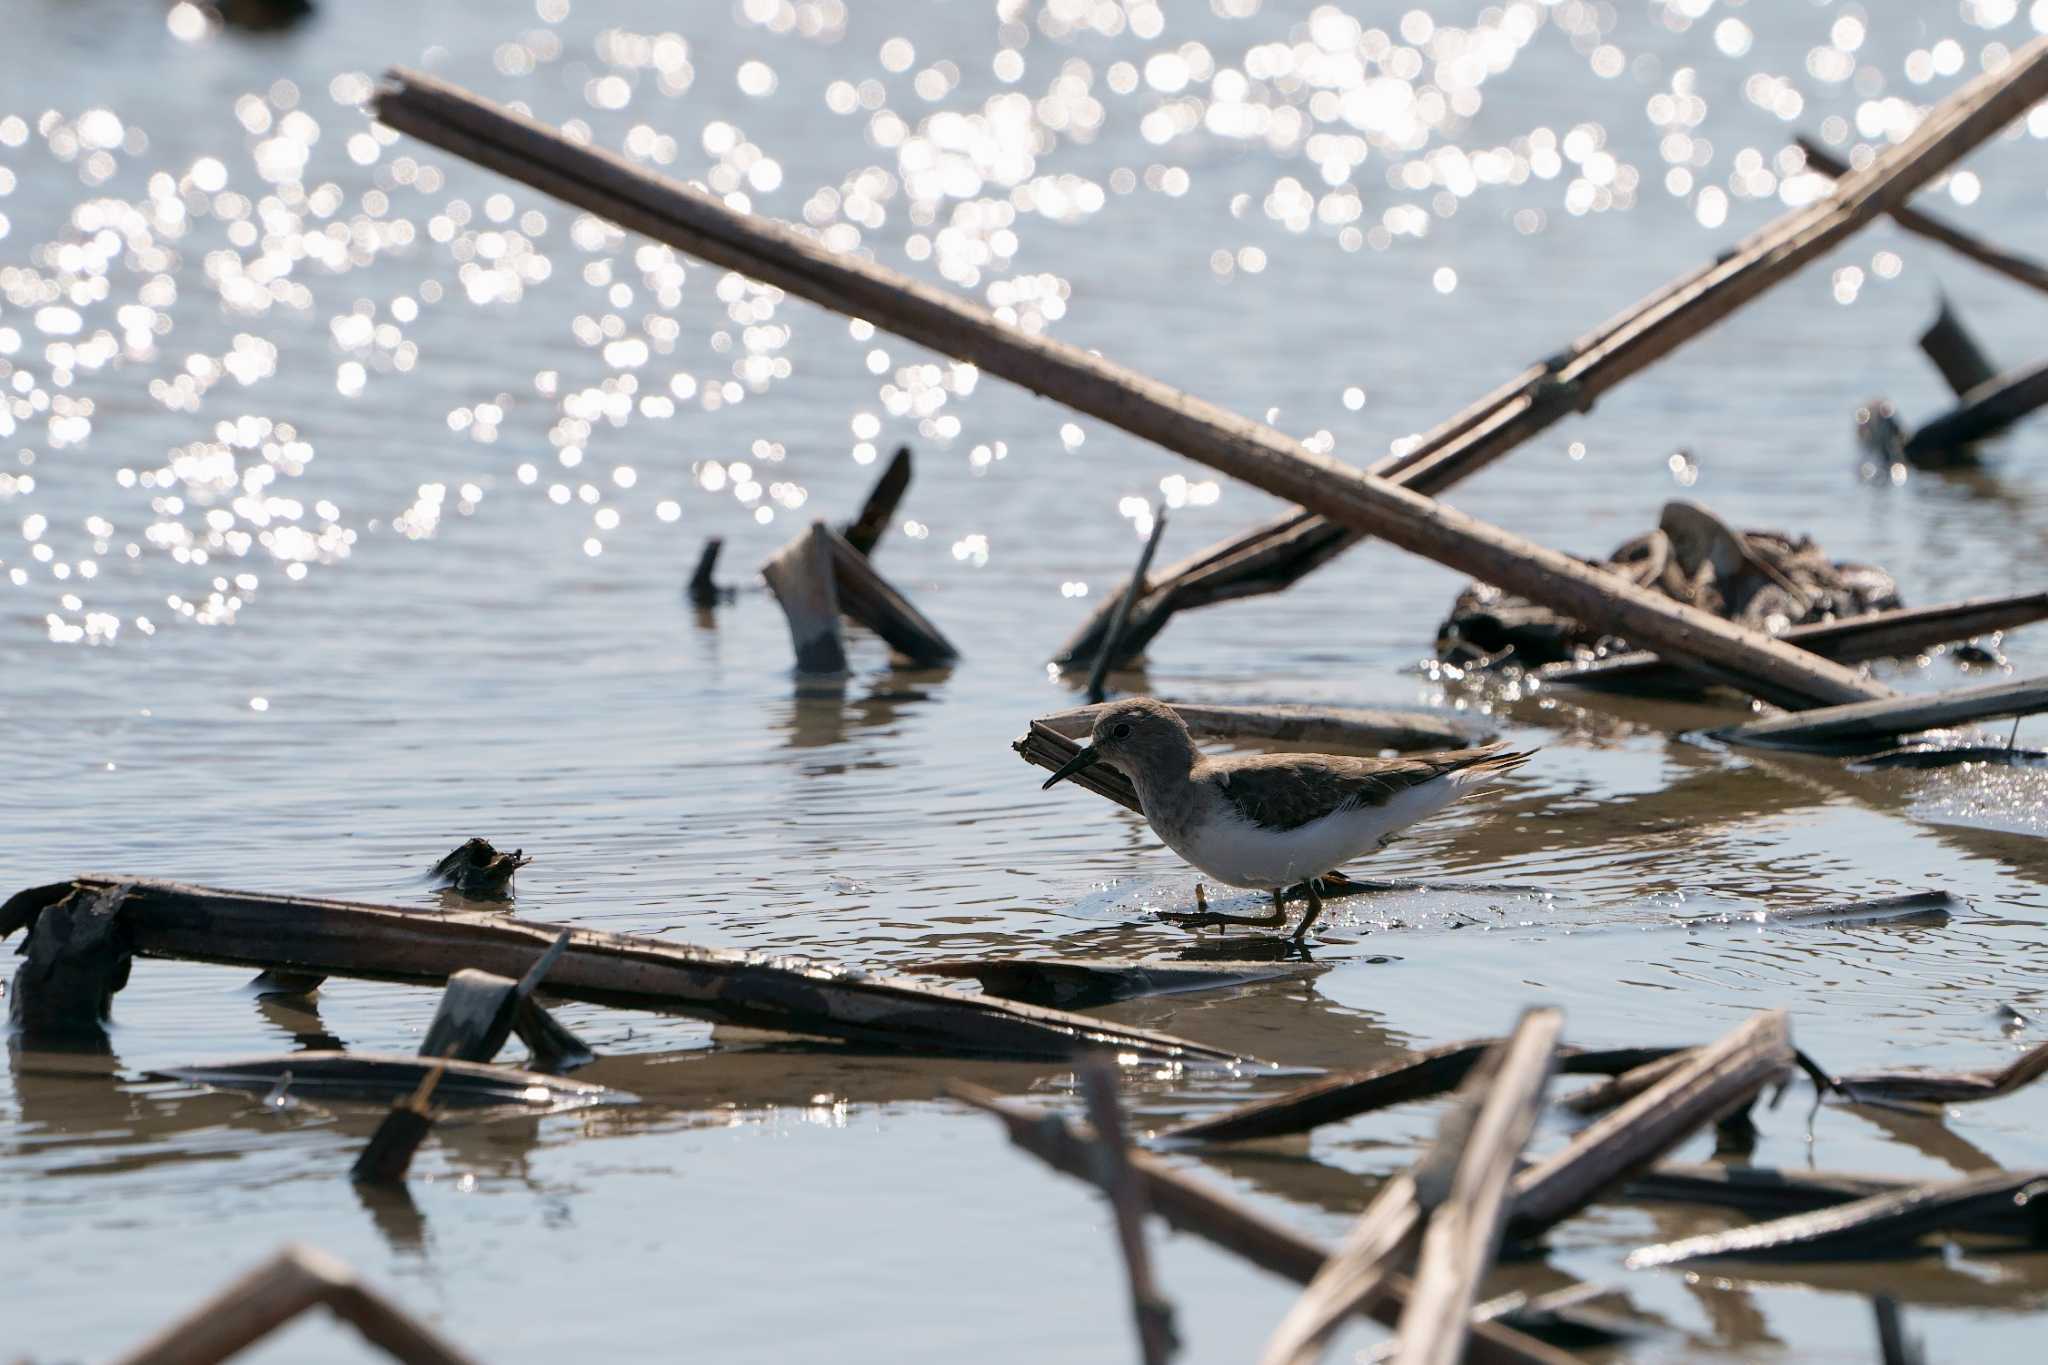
[375,55,2048,708]
[1541,590,2048,694]
[948,1084,1579,1365]
[1795,136,2048,298]
[108,1244,480,1365]
[1389,1011,1562,1365]
[1078,1062,1180,1365]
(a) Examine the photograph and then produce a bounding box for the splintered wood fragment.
[350,1063,445,1186]
[6,883,131,1045]
[948,1086,1576,1365]
[1832,1036,2048,1107]
[915,955,1325,1009]
[1388,1009,1563,1365]
[1035,701,1490,753]
[106,1243,482,1365]
[842,444,911,557]
[1509,1011,1794,1240]
[687,536,729,605]
[1079,1062,1180,1365]
[1625,1170,2048,1267]
[819,522,958,665]
[418,969,522,1063]
[761,522,846,673]
[363,53,2048,711]
[1904,359,2048,460]
[0,877,1238,1063]
[151,1051,632,1110]
[1795,137,2048,298]
[1087,506,1168,702]
[1919,297,2000,396]
[1716,676,2048,754]
[1541,591,2048,695]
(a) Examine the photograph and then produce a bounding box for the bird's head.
[1041,696,1196,790]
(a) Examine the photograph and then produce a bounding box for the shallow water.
[6,1,2048,1359]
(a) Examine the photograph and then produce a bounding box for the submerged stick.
[1904,360,2048,461]
[1541,591,2048,695]
[1164,1039,1493,1144]
[1874,1295,1926,1365]
[687,536,728,606]
[106,1243,482,1365]
[915,955,1325,1009]
[350,1063,446,1186]
[364,55,2048,709]
[1716,675,2048,754]
[820,522,958,665]
[1832,1036,2048,1107]
[1795,137,2048,298]
[1086,506,1167,703]
[1625,1170,2048,1266]
[1078,1063,1180,1365]
[949,1084,1577,1365]
[1,877,1241,1063]
[1510,1011,1794,1240]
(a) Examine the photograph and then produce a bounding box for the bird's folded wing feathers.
[1210,742,1533,832]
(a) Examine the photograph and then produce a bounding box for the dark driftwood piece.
[915,956,1325,1009]
[1795,137,2048,298]
[1716,675,2048,754]
[1,877,1239,1063]
[1086,507,1168,702]
[1905,360,2048,460]
[152,1051,629,1109]
[819,522,957,665]
[351,1065,445,1186]
[6,883,131,1044]
[1388,1011,1562,1365]
[365,60,2048,712]
[1919,298,2000,396]
[761,521,847,673]
[1541,591,2048,695]
[1509,1011,1794,1240]
[1625,1170,2048,1267]
[418,930,574,1065]
[1078,1062,1180,1365]
[842,444,911,557]
[106,1244,481,1365]
[949,1084,1578,1365]
[1831,1037,2048,1108]
[430,837,529,899]
[687,536,730,605]
[1035,700,1489,753]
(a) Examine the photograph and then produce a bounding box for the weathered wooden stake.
[761,521,848,673]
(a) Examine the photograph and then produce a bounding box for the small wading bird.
[1040,697,1534,941]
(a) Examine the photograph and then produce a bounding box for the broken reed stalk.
[1509,1011,1793,1240]
[1716,674,2048,754]
[107,1243,480,1365]
[947,1083,1578,1365]
[0,877,1239,1063]
[1087,505,1167,703]
[687,536,725,606]
[1390,1010,1562,1365]
[374,50,2048,709]
[1541,590,2048,694]
[1625,1169,2048,1267]
[1795,137,2048,298]
[1078,1062,1180,1365]
[350,1063,445,1186]
[842,443,912,556]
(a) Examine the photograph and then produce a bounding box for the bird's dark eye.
[1111,722,1133,740]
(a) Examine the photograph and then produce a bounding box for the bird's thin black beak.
[1042,745,1102,791]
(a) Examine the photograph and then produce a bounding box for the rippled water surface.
[8,1,2048,1360]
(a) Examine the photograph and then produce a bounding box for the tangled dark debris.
[1437,500,1902,669]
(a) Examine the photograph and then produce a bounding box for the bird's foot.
[1157,884,1287,933]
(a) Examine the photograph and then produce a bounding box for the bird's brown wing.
[1208,743,1533,832]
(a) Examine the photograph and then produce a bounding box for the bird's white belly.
[1161,779,1461,889]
